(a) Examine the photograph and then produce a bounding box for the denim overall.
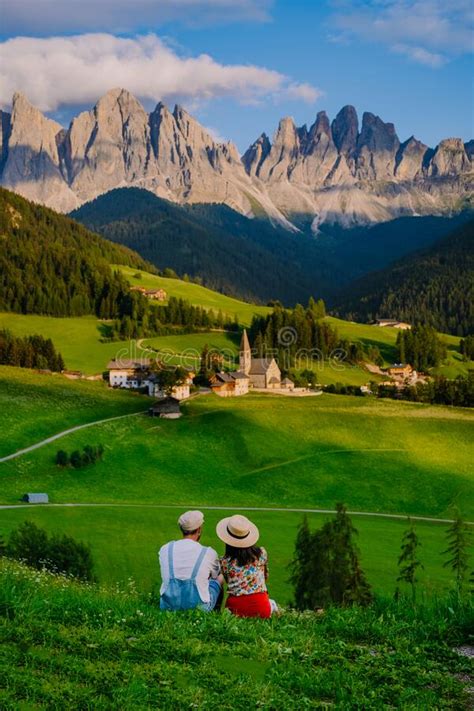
[160,541,209,611]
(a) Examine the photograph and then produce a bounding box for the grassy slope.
[115,265,271,325]
[0,506,466,600]
[0,366,150,457]
[1,377,472,598]
[2,560,472,709]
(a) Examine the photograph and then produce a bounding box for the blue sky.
[0,0,472,151]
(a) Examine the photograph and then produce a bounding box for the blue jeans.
[199,579,222,612]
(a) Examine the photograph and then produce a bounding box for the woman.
[216,514,276,619]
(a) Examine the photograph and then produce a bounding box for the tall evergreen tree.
[442,511,471,593]
[397,520,424,601]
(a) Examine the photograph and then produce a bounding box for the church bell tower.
[239,329,251,375]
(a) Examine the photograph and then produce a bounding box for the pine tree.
[288,516,314,610]
[397,519,424,601]
[442,511,471,593]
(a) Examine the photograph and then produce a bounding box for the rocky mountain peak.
[331,105,359,155]
[358,112,399,153]
[0,90,472,228]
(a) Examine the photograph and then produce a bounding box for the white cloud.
[393,44,446,68]
[0,0,272,35]
[0,33,321,112]
[330,0,473,67]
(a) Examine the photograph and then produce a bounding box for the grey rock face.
[0,89,472,228]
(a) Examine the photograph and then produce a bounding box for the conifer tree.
[442,511,471,593]
[397,520,424,601]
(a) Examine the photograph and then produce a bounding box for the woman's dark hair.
[225,544,262,567]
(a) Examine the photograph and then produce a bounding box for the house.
[149,397,182,419]
[375,319,411,330]
[210,370,250,397]
[22,493,49,504]
[147,369,195,400]
[145,288,167,301]
[281,377,295,391]
[387,363,413,378]
[107,359,151,389]
[239,330,282,389]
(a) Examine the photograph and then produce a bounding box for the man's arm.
[208,547,220,579]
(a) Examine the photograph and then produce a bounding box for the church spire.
[239,329,251,375]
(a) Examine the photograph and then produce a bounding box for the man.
[159,510,223,611]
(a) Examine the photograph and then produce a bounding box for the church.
[210,329,286,396]
[239,330,282,389]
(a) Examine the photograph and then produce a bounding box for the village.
[106,329,427,418]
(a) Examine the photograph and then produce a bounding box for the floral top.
[220,548,268,596]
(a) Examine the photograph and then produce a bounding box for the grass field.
[0,505,466,601]
[2,559,472,709]
[0,366,150,457]
[1,377,472,598]
[115,265,271,326]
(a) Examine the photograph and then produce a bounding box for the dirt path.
[0,411,147,464]
[0,502,471,525]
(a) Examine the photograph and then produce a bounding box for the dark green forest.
[71,188,470,307]
[0,188,154,318]
[0,330,65,371]
[334,219,474,336]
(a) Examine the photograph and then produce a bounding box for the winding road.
[0,410,147,463]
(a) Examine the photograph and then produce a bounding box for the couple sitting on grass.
[159,510,277,618]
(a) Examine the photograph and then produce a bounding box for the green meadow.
[1,372,472,598]
[114,265,271,325]
[0,366,149,457]
[3,559,472,709]
[0,505,466,601]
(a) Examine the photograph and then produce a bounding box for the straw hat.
[216,514,259,548]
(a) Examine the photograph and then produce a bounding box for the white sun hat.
[216,514,259,548]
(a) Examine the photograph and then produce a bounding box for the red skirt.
[226,592,271,619]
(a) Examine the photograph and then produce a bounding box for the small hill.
[0,188,154,317]
[333,219,474,336]
[1,559,472,708]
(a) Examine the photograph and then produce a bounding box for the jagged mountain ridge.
[0,89,472,228]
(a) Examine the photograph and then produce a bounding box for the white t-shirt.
[159,539,220,603]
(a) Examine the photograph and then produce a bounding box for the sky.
[0,0,473,152]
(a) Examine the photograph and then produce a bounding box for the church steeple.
[239,329,251,375]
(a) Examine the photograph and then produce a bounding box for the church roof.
[249,358,278,374]
[240,329,251,353]
[231,371,250,380]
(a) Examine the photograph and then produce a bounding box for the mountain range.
[1,89,472,228]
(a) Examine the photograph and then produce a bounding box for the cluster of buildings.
[107,358,194,400]
[210,330,294,397]
[130,286,167,301]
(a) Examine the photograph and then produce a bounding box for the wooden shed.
[22,493,49,504]
[149,397,182,419]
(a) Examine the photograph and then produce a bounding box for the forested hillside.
[71,188,472,306]
[333,219,474,335]
[0,188,155,317]
[71,188,322,304]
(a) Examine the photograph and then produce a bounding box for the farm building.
[210,370,250,397]
[387,364,413,378]
[145,288,167,301]
[22,493,49,503]
[375,319,411,330]
[149,397,182,419]
[148,369,195,400]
